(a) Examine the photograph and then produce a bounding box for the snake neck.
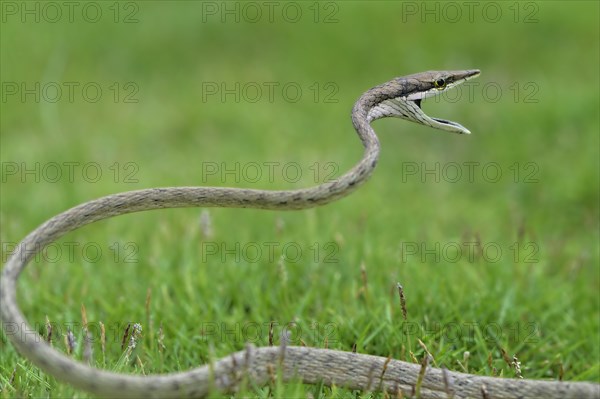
[262,92,380,209]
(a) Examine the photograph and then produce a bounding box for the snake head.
[367,69,480,134]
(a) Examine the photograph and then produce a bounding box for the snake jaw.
[369,95,473,135]
[430,117,471,133]
[412,97,473,134]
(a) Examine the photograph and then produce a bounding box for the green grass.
[1,1,599,397]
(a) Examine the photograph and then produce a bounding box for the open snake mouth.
[368,69,480,134]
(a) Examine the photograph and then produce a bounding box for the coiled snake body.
[2,70,598,398]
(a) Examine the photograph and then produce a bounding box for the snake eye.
[434,78,446,89]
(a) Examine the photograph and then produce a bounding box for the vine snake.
[1,70,598,398]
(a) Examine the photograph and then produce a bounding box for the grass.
[1,1,599,398]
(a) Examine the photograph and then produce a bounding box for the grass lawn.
[1,1,598,397]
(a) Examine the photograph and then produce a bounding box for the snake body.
[2,70,598,398]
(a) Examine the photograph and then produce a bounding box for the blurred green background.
[1,1,598,397]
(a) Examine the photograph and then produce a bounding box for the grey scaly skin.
[2,70,598,398]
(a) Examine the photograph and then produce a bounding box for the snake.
[2,70,598,398]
